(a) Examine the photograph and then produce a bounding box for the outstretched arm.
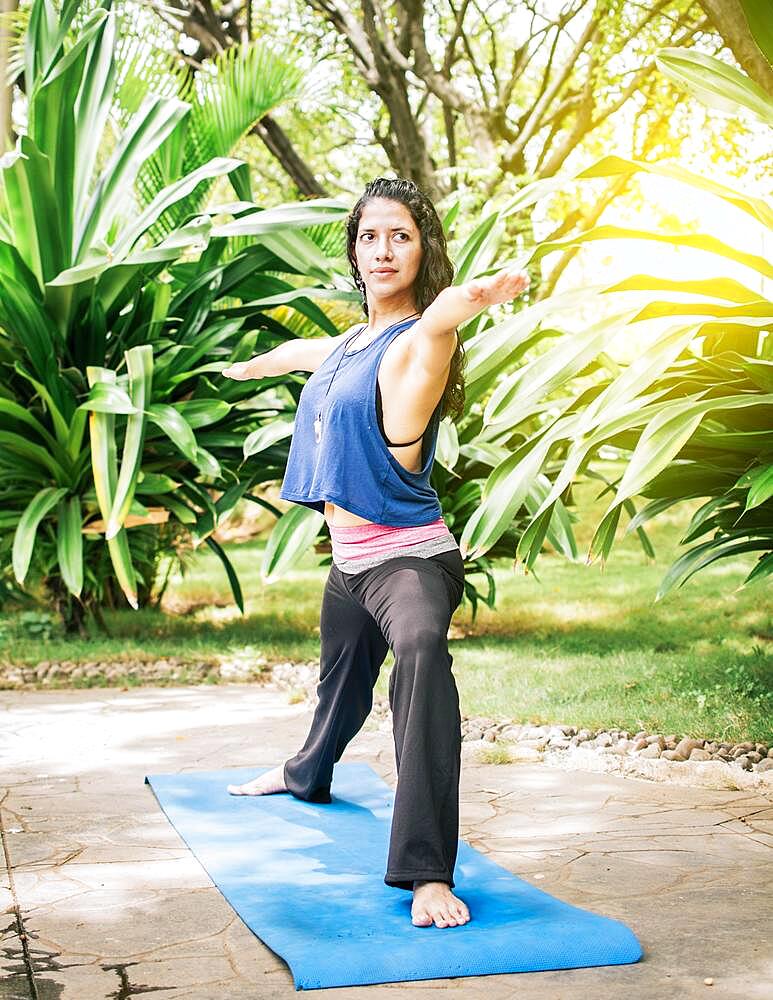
[421,265,530,337]
[411,265,530,375]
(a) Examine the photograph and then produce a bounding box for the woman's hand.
[222,358,260,380]
[462,265,530,309]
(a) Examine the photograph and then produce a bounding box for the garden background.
[0,0,771,746]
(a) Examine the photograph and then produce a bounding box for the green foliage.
[0,0,351,624]
[16,609,58,641]
[455,54,772,599]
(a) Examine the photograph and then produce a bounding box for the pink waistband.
[328,517,450,557]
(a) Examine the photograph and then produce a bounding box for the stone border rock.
[460,719,772,772]
[458,719,773,794]
[0,653,274,688]
[0,658,222,686]
[2,656,770,794]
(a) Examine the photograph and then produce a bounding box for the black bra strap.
[376,381,432,447]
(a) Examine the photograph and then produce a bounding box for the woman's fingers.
[222,361,250,380]
[489,268,529,304]
[465,267,529,307]
[502,266,530,296]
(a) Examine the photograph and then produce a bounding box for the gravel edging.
[267,662,773,794]
[0,654,268,687]
[3,656,771,794]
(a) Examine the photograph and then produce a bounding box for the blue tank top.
[279,316,444,526]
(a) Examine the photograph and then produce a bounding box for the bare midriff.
[324,500,392,527]
[324,502,363,527]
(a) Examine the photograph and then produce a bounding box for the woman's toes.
[412,909,432,926]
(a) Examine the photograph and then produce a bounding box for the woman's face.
[354,198,423,305]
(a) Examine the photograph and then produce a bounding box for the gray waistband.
[333,532,460,575]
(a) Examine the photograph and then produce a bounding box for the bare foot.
[411,880,470,928]
[227,763,288,796]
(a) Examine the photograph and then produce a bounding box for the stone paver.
[0,684,771,1000]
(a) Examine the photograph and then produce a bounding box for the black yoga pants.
[282,546,466,891]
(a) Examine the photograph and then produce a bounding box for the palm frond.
[139,36,313,237]
[0,5,28,85]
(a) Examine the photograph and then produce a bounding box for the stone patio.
[1,684,771,999]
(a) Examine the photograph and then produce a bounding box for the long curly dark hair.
[345,177,466,423]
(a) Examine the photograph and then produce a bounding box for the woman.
[222,176,529,929]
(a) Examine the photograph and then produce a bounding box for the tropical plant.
[0,0,356,629]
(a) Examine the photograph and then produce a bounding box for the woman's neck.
[364,306,420,332]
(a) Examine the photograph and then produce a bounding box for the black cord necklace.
[313,311,421,444]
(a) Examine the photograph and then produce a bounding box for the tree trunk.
[699,0,773,95]
[44,577,88,637]
[251,115,329,196]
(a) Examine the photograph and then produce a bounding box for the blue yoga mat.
[145,762,642,990]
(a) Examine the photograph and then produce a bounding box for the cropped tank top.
[279,316,444,526]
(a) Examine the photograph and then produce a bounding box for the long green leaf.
[262,505,325,583]
[146,403,198,463]
[0,430,67,479]
[656,48,773,126]
[86,365,138,608]
[485,311,634,427]
[741,551,773,588]
[242,418,294,459]
[111,157,242,258]
[30,7,108,254]
[210,198,348,238]
[75,93,190,261]
[532,224,773,280]
[203,535,244,613]
[656,536,772,599]
[465,286,603,392]
[0,397,60,453]
[613,394,773,507]
[173,398,231,429]
[737,463,773,512]
[72,8,116,232]
[50,216,213,286]
[77,380,136,414]
[13,486,68,583]
[587,503,623,567]
[57,494,83,596]
[459,435,554,560]
[602,274,764,304]
[107,345,153,539]
[579,155,773,230]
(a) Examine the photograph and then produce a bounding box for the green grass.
[1,477,771,743]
